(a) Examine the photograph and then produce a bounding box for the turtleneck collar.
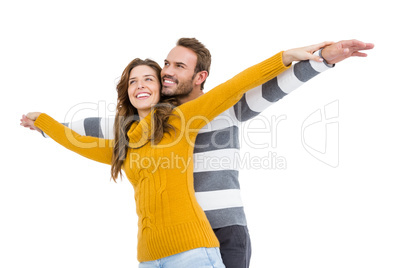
[127,112,152,149]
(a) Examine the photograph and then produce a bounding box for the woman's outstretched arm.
[21,112,114,165]
[180,41,334,130]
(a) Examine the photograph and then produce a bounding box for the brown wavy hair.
[111,58,178,181]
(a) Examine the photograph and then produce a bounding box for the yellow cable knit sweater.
[34,52,288,262]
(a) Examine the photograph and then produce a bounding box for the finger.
[340,39,365,49]
[342,39,374,51]
[21,116,31,124]
[351,51,368,57]
[365,43,375,49]
[354,43,375,51]
[310,54,324,62]
[323,41,335,46]
[312,41,334,51]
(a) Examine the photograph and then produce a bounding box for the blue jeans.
[139,247,225,268]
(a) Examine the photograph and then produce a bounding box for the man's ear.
[194,71,208,86]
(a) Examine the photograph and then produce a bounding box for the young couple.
[21,38,373,268]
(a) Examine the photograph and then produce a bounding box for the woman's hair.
[176,37,211,90]
[111,58,178,181]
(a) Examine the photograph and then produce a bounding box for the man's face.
[161,46,197,97]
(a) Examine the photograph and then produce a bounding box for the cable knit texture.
[35,52,288,262]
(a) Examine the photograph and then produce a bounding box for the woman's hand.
[282,41,334,66]
[20,112,42,133]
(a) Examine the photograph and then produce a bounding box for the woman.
[21,43,329,267]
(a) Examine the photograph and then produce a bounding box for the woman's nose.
[137,82,145,89]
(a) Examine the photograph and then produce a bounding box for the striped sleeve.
[233,52,334,122]
[179,52,288,130]
[43,117,115,139]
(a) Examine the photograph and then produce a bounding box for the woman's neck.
[138,109,151,120]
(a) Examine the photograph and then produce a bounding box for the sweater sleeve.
[35,113,114,165]
[42,117,115,139]
[178,51,289,130]
[233,52,334,122]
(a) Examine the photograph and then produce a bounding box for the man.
[157,38,373,268]
[26,38,373,268]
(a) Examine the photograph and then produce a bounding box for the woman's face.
[128,65,161,118]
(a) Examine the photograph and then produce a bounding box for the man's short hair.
[176,37,211,90]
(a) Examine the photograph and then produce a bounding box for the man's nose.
[162,65,174,77]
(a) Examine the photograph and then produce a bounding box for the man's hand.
[321,39,374,65]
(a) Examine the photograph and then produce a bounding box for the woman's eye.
[129,80,136,85]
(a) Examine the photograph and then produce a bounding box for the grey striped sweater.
[48,57,333,229]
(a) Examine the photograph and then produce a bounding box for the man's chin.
[162,87,176,97]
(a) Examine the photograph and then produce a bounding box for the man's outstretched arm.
[233,39,374,122]
[22,39,373,137]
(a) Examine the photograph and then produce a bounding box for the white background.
[1,0,401,267]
